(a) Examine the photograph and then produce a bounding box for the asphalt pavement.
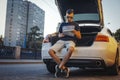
[0,64,120,80]
[0,59,43,64]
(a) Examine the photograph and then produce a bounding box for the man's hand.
[58,33,65,38]
[43,34,51,43]
[72,30,81,39]
[43,39,49,43]
[43,32,58,43]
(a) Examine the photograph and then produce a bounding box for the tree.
[114,28,120,42]
[27,26,43,49]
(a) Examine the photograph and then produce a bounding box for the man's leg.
[49,49,61,65]
[59,46,74,70]
[58,41,75,78]
[48,40,64,65]
[49,46,74,70]
[48,40,65,78]
[59,41,75,70]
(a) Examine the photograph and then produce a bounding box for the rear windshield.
[57,0,100,23]
[74,13,99,21]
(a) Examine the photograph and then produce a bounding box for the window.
[9,34,11,38]
[10,26,12,28]
[33,20,36,23]
[10,13,13,16]
[10,18,13,25]
[17,32,20,34]
[74,13,99,21]
[17,34,20,37]
[11,2,14,7]
[16,38,18,40]
[11,9,13,13]
[9,39,11,41]
[18,15,22,20]
[9,32,12,36]
[9,43,11,46]
[9,29,12,32]
[11,4,13,13]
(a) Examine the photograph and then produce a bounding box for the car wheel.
[46,62,56,74]
[107,49,119,75]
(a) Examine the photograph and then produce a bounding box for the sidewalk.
[0,59,43,64]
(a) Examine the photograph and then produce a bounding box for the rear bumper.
[43,59,106,68]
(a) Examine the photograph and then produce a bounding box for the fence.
[0,46,15,59]
[21,48,41,59]
[0,46,41,59]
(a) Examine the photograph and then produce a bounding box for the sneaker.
[55,65,62,78]
[61,67,70,78]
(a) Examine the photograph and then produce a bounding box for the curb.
[0,59,43,64]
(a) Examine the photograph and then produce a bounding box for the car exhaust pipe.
[96,61,101,67]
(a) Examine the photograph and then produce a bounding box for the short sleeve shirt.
[59,22,80,42]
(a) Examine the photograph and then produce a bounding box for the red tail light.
[95,35,109,42]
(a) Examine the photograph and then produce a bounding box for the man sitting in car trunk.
[48,9,81,78]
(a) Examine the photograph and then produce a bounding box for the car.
[42,0,119,75]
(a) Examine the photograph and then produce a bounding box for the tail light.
[95,35,109,42]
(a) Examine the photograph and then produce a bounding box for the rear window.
[74,13,99,21]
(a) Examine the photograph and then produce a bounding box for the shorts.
[50,40,75,53]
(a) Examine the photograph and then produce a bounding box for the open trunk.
[52,0,104,46]
[55,0,104,25]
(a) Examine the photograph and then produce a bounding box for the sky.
[0,0,120,37]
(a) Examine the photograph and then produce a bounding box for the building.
[4,0,45,47]
[27,2,44,34]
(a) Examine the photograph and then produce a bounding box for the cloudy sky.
[0,0,120,37]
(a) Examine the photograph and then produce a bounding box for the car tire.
[107,49,119,75]
[46,62,56,74]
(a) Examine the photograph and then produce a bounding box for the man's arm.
[43,32,58,43]
[58,33,64,38]
[72,30,81,39]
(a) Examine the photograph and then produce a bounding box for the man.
[48,9,81,78]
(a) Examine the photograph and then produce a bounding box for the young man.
[48,9,81,78]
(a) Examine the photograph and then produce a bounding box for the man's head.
[66,9,74,23]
